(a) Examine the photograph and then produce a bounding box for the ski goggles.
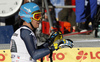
[32,12,41,21]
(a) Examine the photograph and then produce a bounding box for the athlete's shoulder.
[20,26,32,34]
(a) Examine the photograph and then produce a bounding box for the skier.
[10,2,74,62]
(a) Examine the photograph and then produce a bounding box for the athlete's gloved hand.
[53,43,61,50]
[46,31,63,46]
[59,39,74,48]
[53,39,74,50]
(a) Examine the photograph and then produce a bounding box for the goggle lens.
[33,12,41,21]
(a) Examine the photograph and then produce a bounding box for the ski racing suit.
[10,26,52,62]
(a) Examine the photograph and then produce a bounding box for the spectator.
[75,0,97,33]
[58,0,77,32]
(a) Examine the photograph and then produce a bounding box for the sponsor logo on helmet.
[33,5,38,9]
[24,7,31,12]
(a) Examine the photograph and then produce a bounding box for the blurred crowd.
[3,0,99,34]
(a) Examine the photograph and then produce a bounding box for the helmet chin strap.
[30,22,36,32]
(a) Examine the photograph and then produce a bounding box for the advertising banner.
[37,47,100,62]
[0,49,11,62]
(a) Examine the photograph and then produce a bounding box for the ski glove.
[53,39,74,50]
[46,31,63,46]
[59,39,74,48]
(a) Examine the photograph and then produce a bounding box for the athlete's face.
[31,18,41,28]
[31,11,42,28]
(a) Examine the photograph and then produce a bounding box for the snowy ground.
[63,31,100,47]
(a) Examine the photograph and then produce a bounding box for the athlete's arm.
[20,29,54,60]
[37,40,50,49]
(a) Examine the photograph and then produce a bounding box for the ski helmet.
[19,2,40,23]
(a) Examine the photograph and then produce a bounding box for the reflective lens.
[33,12,41,21]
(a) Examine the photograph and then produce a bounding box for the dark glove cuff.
[46,39,54,46]
[48,46,55,51]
